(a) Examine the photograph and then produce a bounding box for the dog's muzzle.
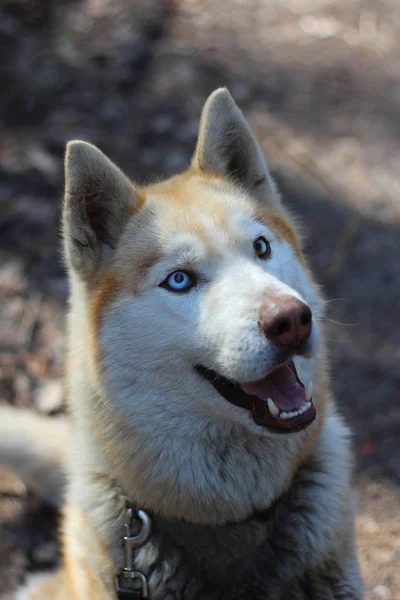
[196,360,316,433]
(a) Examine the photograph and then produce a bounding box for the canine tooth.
[280,412,289,420]
[306,381,313,401]
[267,398,280,417]
[305,401,311,410]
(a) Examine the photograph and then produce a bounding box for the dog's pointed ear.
[63,141,138,280]
[192,88,279,204]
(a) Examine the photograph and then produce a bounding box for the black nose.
[259,297,312,350]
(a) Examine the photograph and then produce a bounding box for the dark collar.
[126,487,287,531]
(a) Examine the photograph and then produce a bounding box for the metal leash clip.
[115,508,151,599]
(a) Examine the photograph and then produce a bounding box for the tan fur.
[261,211,304,260]
[90,267,122,368]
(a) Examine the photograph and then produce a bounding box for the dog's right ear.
[192,88,280,207]
[63,141,138,281]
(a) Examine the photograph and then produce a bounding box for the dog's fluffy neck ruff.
[66,374,354,597]
[71,372,303,524]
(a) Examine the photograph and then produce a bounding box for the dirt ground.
[0,0,399,598]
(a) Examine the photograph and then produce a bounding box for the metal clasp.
[115,508,151,599]
[115,570,149,598]
[122,508,151,574]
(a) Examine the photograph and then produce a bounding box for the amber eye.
[253,236,271,259]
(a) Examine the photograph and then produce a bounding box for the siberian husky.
[0,88,363,599]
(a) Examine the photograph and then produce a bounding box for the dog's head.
[63,89,327,521]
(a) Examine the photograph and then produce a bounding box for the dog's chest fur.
[138,524,352,600]
[115,436,361,600]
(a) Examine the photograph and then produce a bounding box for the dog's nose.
[259,297,312,349]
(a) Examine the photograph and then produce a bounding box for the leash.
[115,507,151,599]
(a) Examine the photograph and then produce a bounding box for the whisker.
[319,297,349,305]
[321,336,348,343]
[316,316,359,327]
[195,347,215,363]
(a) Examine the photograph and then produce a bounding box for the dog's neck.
[120,497,284,594]
[80,386,306,526]
[66,427,286,597]
[65,363,353,599]
[66,413,353,600]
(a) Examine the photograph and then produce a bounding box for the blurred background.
[0,0,399,598]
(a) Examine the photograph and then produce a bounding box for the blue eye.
[161,270,196,293]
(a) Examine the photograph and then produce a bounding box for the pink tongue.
[241,364,306,411]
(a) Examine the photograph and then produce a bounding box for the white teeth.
[267,398,280,417]
[279,400,313,421]
[306,381,313,401]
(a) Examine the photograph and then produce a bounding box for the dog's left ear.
[192,88,279,205]
[63,141,138,281]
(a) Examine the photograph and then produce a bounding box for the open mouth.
[196,361,316,433]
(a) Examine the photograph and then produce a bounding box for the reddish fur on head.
[90,268,122,369]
